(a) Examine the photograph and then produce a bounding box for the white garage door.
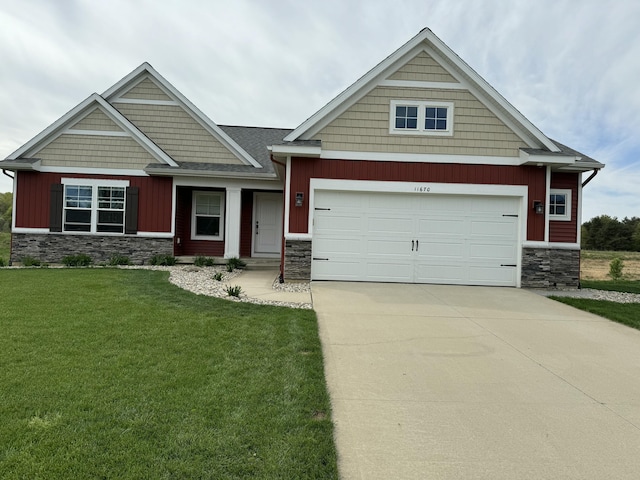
[312,191,520,286]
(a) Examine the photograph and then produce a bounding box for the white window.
[389,100,454,136]
[549,189,571,221]
[62,178,129,234]
[192,191,224,240]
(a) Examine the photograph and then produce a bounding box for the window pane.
[196,194,221,215]
[426,107,436,118]
[425,119,435,130]
[66,210,91,224]
[64,223,91,232]
[98,210,124,225]
[436,107,447,118]
[396,106,406,117]
[436,119,447,130]
[555,195,566,205]
[556,206,565,215]
[407,106,417,118]
[79,187,92,197]
[395,118,405,129]
[406,118,417,129]
[196,216,220,236]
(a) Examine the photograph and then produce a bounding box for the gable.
[386,51,458,83]
[121,77,172,101]
[69,107,124,132]
[112,102,244,165]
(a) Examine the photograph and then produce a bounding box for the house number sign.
[413,185,431,193]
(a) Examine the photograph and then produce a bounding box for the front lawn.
[0,269,337,479]
[0,232,9,263]
[580,279,640,294]
[551,297,640,330]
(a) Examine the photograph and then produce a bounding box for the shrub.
[62,254,93,267]
[21,256,41,267]
[609,257,624,280]
[0,258,5,267]
[226,257,246,271]
[194,255,215,267]
[150,254,177,266]
[226,285,242,297]
[213,272,224,281]
[108,254,131,266]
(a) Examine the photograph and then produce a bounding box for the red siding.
[15,172,172,232]
[550,172,579,243]
[174,186,225,257]
[288,158,546,241]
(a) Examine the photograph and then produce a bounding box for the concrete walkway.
[312,282,640,479]
[229,269,311,305]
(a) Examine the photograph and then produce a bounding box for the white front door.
[253,192,283,257]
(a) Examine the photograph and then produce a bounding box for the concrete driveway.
[312,282,640,479]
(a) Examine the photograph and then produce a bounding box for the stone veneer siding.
[284,239,312,281]
[521,247,580,288]
[11,233,173,265]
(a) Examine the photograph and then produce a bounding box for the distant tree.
[0,192,12,232]
[582,215,640,251]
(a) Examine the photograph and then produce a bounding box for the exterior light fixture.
[533,200,544,215]
[295,192,304,207]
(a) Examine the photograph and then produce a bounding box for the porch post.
[224,187,242,258]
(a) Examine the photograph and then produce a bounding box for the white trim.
[523,241,580,250]
[284,233,312,241]
[224,188,242,258]
[173,176,283,191]
[145,167,275,180]
[61,177,129,187]
[64,129,129,137]
[12,227,50,234]
[577,173,583,246]
[11,172,17,231]
[191,190,225,241]
[549,188,572,222]
[389,100,454,136]
[284,156,292,237]
[519,150,577,166]
[41,166,149,176]
[137,231,173,238]
[11,227,171,238]
[320,149,521,165]
[379,79,466,90]
[102,65,262,168]
[171,180,177,238]
[544,166,551,242]
[110,98,178,106]
[270,144,322,157]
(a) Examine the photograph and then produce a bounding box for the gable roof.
[4,93,178,167]
[103,63,263,168]
[284,28,560,153]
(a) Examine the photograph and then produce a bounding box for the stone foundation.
[521,247,580,288]
[10,233,173,265]
[284,239,312,281]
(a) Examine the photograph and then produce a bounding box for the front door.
[253,193,283,256]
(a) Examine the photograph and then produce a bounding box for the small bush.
[194,255,215,267]
[0,258,6,267]
[226,257,246,271]
[62,254,93,267]
[213,272,224,281]
[108,254,131,266]
[150,254,177,266]
[21,256,41,267]
[226,285,242,297]
[609,257,624,280]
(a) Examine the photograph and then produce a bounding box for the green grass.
[551,297,640,330]
[0,269,337,479]
[0,232,9,262]
[580,280,640,294]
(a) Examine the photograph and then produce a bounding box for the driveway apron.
[312,282,640,479]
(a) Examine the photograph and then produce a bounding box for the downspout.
[2,169,14,180]
[270,155,287,281]
[581,169,599,188]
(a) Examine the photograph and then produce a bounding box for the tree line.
[581,215,640,251]
[0,192,11,232]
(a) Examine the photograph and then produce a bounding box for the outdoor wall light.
[295,192,304,207]
[533,200,544,215]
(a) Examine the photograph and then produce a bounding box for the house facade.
[1,28,603,288]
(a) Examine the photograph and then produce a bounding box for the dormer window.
[390,100,454,136]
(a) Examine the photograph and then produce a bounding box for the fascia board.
[518,150,578,166]
[144,166,278,180]
[104,63,262,168]
[269,144,322,157]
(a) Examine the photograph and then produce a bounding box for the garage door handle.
[313,257,329,261]
[411,240,414,251]
[416,240,419,251]
[501,264,517,267]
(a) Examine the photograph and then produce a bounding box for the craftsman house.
[1,28,603,287]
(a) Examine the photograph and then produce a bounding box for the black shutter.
[50,183,63,232]
[125,186,139,234]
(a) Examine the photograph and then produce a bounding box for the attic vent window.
[389,100,454,136]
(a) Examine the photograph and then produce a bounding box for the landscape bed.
[0,268,338,479]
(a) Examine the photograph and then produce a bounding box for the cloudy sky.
[1,0,638,221]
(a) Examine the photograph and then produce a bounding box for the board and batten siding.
[288,157,546,241]
[70,108,124,132]
[113,103,243,165]
[121,78,173,101]
[14,171,172,233]
[387,51,459,83]
[549,172,579,243]
[33,134,158,169]
[312,86,528,157]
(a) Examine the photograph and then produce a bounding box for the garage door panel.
[312,191,520,287]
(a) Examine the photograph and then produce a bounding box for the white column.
[224,187,242,259]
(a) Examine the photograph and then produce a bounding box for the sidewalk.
[226,268,312,306]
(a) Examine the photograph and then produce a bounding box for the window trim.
[389,100,454,136]
[191,191,225,241]
[549,188,571,221]
[61,178,130,234]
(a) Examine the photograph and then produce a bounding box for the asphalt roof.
[219,125,292,174]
